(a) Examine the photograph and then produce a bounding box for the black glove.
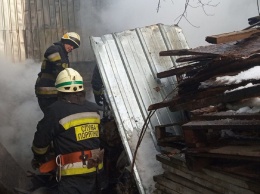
[31,158,42,170]
[31,153,48,170]
[94,94,104,106]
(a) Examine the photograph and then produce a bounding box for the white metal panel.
[90,24,189,193]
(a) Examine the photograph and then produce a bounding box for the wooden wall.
[0,0,104,62]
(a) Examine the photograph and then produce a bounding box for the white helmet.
[55,68,84,92]
[61,32,80,48]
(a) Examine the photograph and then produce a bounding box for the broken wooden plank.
[182,119,260,130]
[182,119,260,147]
[178,54,260,91]
[195,34,260,56]
[185,148,260,177]
[190,104,226,116]
[187,145,260,158]
[155,124,185,140]
[192,112,260,121]
[148,84,260,111]
[176,55,215,63]
[185,153,260,178]
[157,61,207,78]
[159,49,221,57]
[205,28,260,44]
[157,136,184,143]
[183,121,260,148]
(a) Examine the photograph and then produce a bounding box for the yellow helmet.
[55,68,84,92]
[61,32,80,48]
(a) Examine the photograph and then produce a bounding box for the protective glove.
[31,152,49,170]
[94,94,104,106]
[31,158,42,170]
[93,88,104,106]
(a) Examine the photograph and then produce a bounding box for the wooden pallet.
[155,154,260,194]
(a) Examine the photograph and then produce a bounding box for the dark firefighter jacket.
[35,41,69,98]
[32,100,102,176]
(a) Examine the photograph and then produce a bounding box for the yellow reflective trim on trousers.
[61,163,103,176]
[32,144,49,155]
[62,118,100,130]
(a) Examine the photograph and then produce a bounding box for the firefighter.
[35,32,80,114]
[91,65,104,106]
[31,68,104,194]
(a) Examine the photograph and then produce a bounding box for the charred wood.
[178,55,260,94]
[159,49,221,57]
[149,84,260,111]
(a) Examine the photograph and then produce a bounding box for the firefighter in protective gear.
[91,65,104,106]
[32,68,104,194]
[35,32,80,114]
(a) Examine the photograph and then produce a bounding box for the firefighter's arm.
[91,66,104,106]
[31,115,53,169]
[92,86,104,106]
[31,146,50,170]
[44,45,68,76]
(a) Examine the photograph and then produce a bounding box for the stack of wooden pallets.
[150,27,260,193]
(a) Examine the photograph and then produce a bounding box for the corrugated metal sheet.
[90,24,189,193]
[0,0,101,62]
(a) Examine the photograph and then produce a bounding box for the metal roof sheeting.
[90,24,189,193]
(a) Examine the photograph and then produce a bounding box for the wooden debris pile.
[150,28,260,193]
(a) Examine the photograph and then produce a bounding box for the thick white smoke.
[86,0,257,48]
[0,54,42,170]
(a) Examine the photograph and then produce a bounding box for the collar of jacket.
[53,41,69,55]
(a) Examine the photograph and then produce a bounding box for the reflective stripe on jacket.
[32,100,102,176]
[61,162,103,176]
[35,87,58,95]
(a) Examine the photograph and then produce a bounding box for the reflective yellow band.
[32,144,49,155]
[47,52,61,62]
[61,63,68,68]
[62,118,100,130]
[60,112,100,130]
[60,112,100,126]
[61,162,103,176]
[35,87,58,95]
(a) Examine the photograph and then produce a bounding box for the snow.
[199,66,260,114]
[217,66,260,85]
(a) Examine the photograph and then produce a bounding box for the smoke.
[80,0,257,48]
[0,54,42,170]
